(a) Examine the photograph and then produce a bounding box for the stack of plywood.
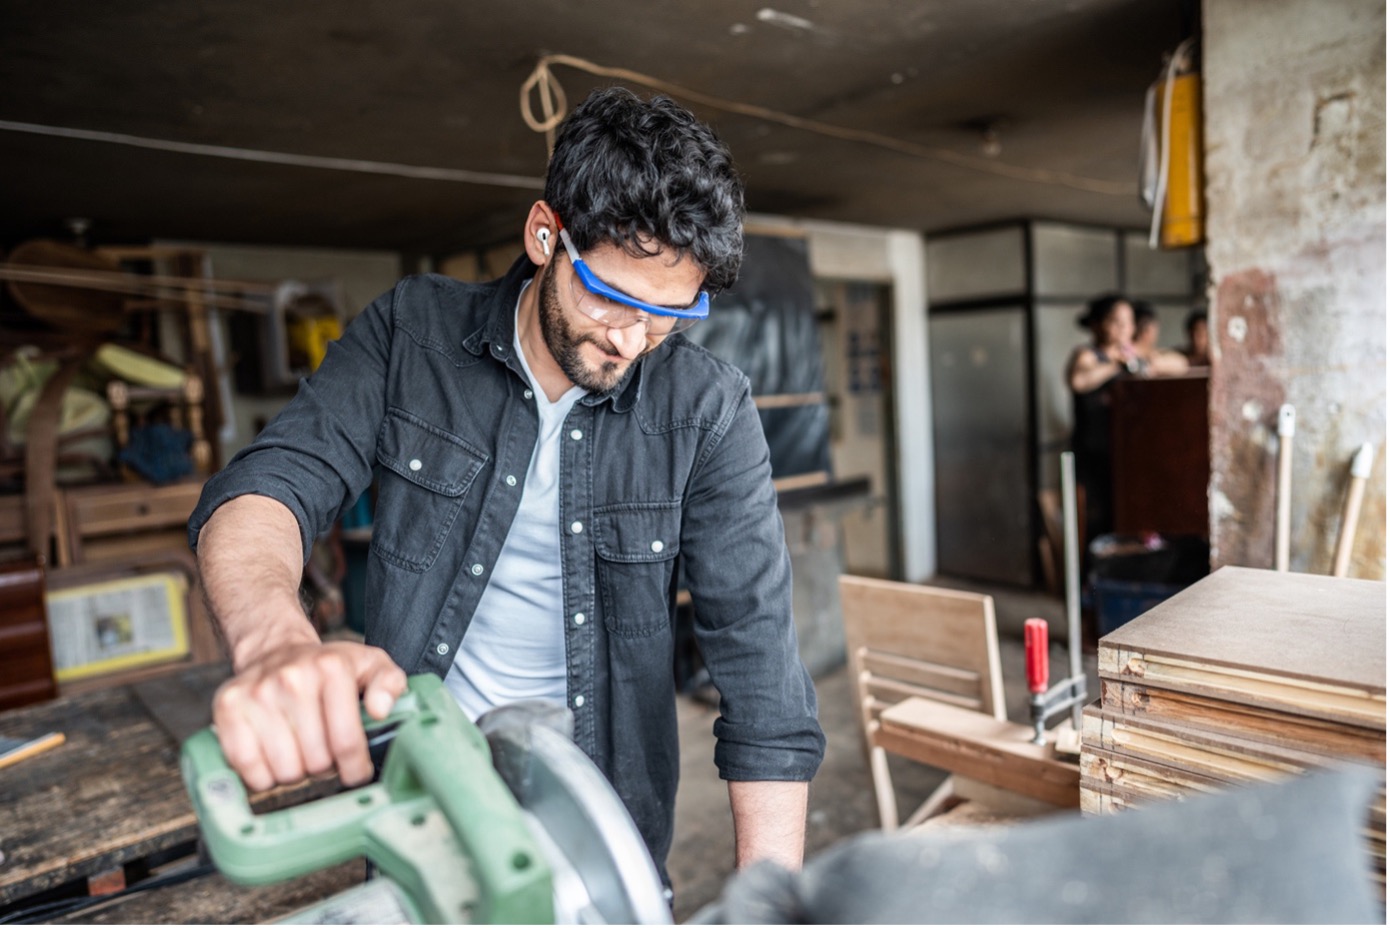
[1081,566,1386,895]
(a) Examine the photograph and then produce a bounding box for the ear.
[523,201,557,267]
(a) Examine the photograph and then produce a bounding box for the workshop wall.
[1203,0,1386,577]
[749,216,935,583]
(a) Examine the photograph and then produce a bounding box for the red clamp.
[1025,618,1049,695]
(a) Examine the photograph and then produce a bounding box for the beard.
[537,262,644,394]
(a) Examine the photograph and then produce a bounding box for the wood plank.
[1080,783,1122,815]
[1101,679,1385,763]
[1098,566,1385,694]
[753,391,826,410]
[1081,774,1181,807]
[861,649,984,700]
[863,672,985,712]
[1081,705,1372,784]
[1098,651,1385,729]
[876,697,1078,808]
[1080,744,1227,798]
[771,471,830,492]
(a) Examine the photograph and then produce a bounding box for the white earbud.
[536,228,551,257]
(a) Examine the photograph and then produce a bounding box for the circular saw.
[181,674,671,924]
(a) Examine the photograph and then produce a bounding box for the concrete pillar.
[1203,0,1386,577]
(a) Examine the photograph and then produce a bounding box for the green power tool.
[181,674,671,924]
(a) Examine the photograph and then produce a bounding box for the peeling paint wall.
[1204,0,1386,577]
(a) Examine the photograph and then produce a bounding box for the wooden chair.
[839,574,1006,830]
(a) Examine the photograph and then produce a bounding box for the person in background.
[1066,293,1141,545]
[1132,300,1190,375]
[1180,308,1211,367]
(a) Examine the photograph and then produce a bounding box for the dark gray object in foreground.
[692,766,1383,924]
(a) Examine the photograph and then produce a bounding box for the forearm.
[197,493,318,669]
[728,780,809,871]
[1069,357,1123,393]
[1149,349,1190,375]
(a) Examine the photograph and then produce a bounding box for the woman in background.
[1066,293,1141,546]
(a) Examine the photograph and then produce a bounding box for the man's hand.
[197,495,406,791]
[212,640,407,792]
[728,780,810,871]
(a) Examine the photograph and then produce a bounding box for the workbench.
[0,663,363,923]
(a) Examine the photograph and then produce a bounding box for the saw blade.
[480,703,672,925]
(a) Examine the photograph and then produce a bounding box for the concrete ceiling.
[0,0,1193,256]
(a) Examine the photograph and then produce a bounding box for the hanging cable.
[521,53,1134,197]
[0,119,545,191]
[520,58,567,155]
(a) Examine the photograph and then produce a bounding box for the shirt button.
[570,429,583,440]
[651,540,664,553]
[505,475,517,487]
[471,563,484,576]
[523,389,534,400]
[574,613,585,626]
[570,521,584,534]
[436,642,449,655]
[574,695,585,708]
[409,458,422,471]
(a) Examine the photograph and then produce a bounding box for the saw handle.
[1025,618,1049,694]
[181,673,554,923]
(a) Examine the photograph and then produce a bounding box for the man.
[1132,301,1161,361]
[1132,300,1189,375]
[1180,308,1210,366]
[188,87,825,883]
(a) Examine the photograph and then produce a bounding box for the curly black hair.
[543,87,746,294]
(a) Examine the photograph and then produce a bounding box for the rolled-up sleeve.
[680,379,826,782]
[188,286,396,563]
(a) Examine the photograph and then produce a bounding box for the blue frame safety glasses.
[556,224,709,336]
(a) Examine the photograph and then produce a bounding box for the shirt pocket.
[372,408,489,572]
[594,501,681,638]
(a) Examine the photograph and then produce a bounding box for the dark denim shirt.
[188,255,826,873]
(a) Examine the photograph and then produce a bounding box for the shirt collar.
[461,253,534,361]
[462,252,647,413]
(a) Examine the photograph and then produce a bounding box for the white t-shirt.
[444,286,585,719]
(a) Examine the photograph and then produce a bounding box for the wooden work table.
[876,697,1081,809]
[0,663,362,923]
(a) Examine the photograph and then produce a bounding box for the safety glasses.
[556,223,708,336]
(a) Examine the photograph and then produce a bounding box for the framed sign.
[46,573,189,682]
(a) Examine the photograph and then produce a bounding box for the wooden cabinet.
[1109,373,1210,538]
[58,480,205,565]
[0,559,56,711]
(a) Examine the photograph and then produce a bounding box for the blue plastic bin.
[1088,533,1209,636]
[1092,578,1185,636]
